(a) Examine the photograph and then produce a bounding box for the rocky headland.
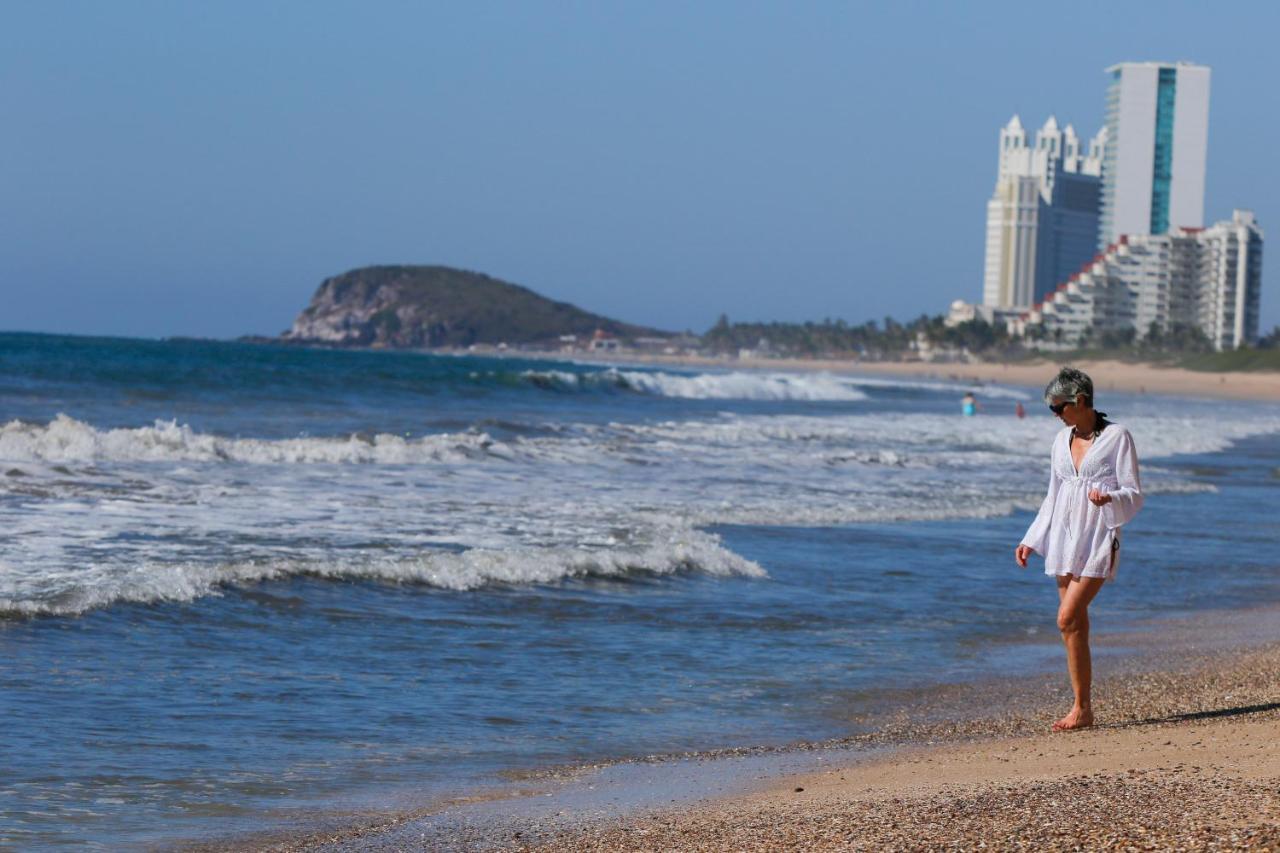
[279,265,667,349]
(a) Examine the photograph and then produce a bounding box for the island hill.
[280,265,675,351]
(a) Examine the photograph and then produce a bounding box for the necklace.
[1073,414,1104,441]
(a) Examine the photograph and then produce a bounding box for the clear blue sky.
[3,1,1276,338]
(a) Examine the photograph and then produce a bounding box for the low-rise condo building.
[1012,210,1263,350]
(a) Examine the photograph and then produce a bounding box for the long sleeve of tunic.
[1020,424,1143,579]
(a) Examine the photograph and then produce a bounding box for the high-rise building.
[1195,210,1265,349]
[967,59,1261,347]
[982,116,1105,310]
[1098,61,1211,248]
[1013,210,1263,350]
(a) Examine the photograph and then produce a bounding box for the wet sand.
[536,720,1280,850]
[521,640,1280,851]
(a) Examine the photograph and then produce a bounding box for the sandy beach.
[531,719,1280,850]
[520,640,1280,851]
[822,358,1280,404]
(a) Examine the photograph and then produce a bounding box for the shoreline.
[196,605,1280,850]
[148,344,1280,850]
[526,632,1280,850]
[532,692,1280,850]
[525,350,1280,403]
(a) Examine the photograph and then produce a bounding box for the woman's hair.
[1044,366,1094,406]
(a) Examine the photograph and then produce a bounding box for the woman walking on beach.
[1015,367,1143,731]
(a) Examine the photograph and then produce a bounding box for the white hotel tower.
[1099,61,1211,248]
[981,116,1106,310]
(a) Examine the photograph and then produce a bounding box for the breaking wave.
[520,368,870,401]
[0,530,765,617]
[513,365,1048,402]
[2,404,1272,619]
[0,415,521,465]
[835,375,1032,400]
[4,407,1279,470]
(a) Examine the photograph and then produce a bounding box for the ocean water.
[2,332,1280,847]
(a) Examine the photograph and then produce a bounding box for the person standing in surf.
[1015,367,1143,731]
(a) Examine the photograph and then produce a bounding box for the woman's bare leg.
[1053,574,1106,731]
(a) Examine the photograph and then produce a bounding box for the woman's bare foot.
[1051,707,1094,731]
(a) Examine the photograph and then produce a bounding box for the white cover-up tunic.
[1021,423,1143,580]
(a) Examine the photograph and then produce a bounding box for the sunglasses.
[1048,400,1073,415]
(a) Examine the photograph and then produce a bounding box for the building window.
[1149,68,1178,234]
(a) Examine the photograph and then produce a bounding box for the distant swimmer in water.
[961,391,980,416]
[1015,401,1026,419]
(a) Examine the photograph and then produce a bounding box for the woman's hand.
[1015,543,1034,568]
[1088,488,1112,506]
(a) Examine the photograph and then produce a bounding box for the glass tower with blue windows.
[1148,67,1177,234]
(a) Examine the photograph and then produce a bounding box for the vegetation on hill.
[284,265,667,348]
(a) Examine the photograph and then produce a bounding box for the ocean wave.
[617,410,1280,463]
[696,497,1046,528]
[838,374,1033,401]
[693,476,1215,528]
[615,370,870,401]
[518,365,1045,402]
[0,415,520,465]
[5,408,1278,474]
[520,368,870,401]
[0,529,765,617]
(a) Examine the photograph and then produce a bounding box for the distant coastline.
[255,263,1280,385]
[240,333,1280,403]
[498,347,1280,403]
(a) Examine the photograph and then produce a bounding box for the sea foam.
[3,409,1277,474]
[0,528,764,617]
[0,415,519,465]
[3,404,1276,617]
